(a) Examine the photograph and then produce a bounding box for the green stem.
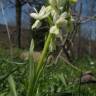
[36,33,53,72]
[27,33,53,96]
[34,33,53,94]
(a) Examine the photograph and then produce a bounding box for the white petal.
[32,20,41,29]
[39,6,52,19]
[30,13,39,19]
[39,6,46,13]
[61,12,68,18]
[50,25,59,35]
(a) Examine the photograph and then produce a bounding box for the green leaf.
[0,93,6,96]
[26,39,35,96]
[29,39,34,56]
[8,75,17,96]
[58,73,67,87]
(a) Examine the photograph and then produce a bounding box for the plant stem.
[34,33,53,95]
[27,33,53,96]
[36,33,53,72]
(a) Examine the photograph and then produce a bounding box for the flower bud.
[49,0,57,8]
[56,0,66,10]
[70,0,77,4]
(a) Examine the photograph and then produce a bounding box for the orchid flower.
[55,12,68,27]
[30,6,52,29]
[32,20,41,29]
[49,25,59,35]
[30,6,52,20]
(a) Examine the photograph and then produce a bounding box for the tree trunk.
[16,0,21,48]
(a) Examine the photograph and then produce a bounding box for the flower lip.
[49,25,59,35]
[32,20,42,29]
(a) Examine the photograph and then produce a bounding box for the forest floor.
[0,47,96,95]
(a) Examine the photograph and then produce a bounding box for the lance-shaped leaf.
[8,75,17,96]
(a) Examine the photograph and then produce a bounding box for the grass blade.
[27,39,35,96]
[8,75,17,96]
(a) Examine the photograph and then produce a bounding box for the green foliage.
[0,49,96,95]
[8,75,17,96]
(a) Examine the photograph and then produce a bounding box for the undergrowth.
[0,48,96,96]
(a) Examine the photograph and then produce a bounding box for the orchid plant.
[27,0,77,96]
